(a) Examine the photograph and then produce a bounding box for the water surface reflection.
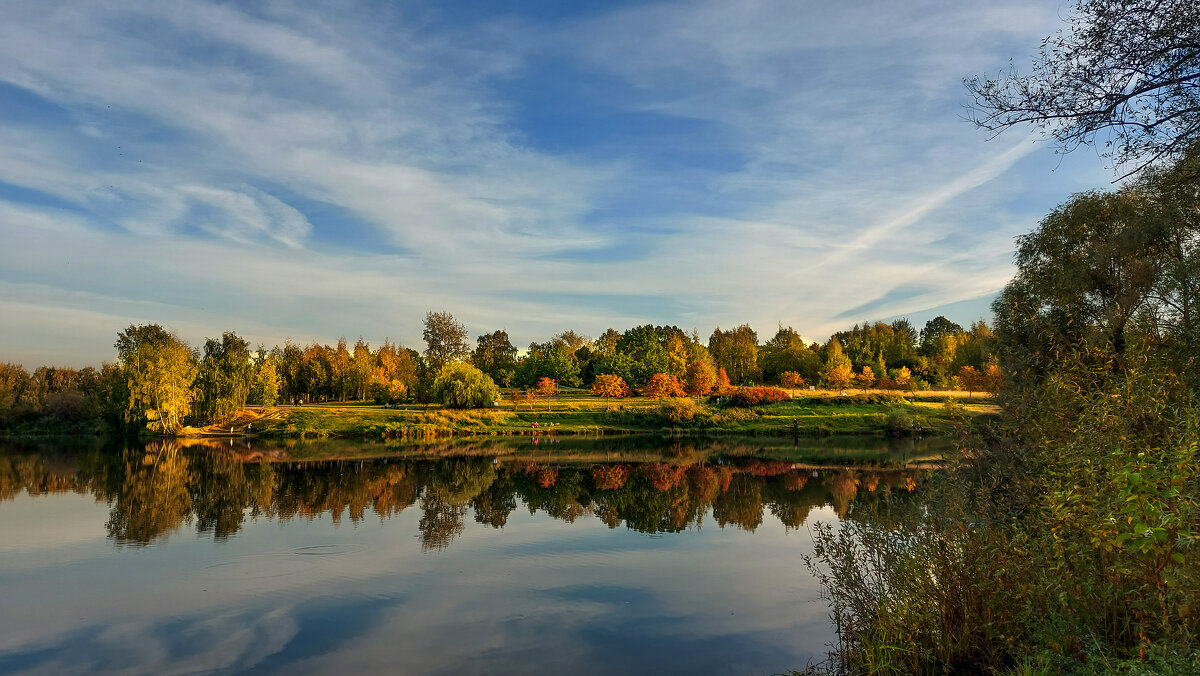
[0,438,937,674]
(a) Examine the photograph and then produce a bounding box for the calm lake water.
[0,436,943,675]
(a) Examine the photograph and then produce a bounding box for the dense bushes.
[726,386,790,406]
[789,393,908,407]
[810,350,1199,673]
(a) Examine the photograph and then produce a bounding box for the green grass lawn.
[245,389,991,440]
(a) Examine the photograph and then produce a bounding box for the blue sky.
[0,0,1113,366]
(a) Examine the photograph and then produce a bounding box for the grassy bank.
[184,389,995,441]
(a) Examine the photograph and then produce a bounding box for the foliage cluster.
[725,386,791,407]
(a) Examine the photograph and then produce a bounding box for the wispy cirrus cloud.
[0,0,1110,365]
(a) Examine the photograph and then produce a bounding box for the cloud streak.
[0,0,1110,365]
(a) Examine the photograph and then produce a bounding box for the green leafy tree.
[616,325,672,385]
[918,316,964,357]
[514,342,581,388]
[423,311,470,370]
[432,362,499,409]
[709,324,760,384]
[472,330,518,387]
[194,331,253,424]
[758,326,821,384]
[592,351,638,387]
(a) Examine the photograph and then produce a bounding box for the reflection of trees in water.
[108,442,194,545]
[418,492,465,552]
[417,457,495,551]
[713,474,764,531]
[0,446,932,550]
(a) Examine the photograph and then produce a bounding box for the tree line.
[0,310,1001,433]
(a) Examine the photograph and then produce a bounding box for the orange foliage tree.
[894,366,914,391]
[591,374,630,408]
[683,360,714,396]
[779,370,805,393]
[534,377,558,410]
[714,368,733,395]
[643,372,685,399]
[957,365,984,397]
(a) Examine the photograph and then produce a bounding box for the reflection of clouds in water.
[4,607,298,675]
[0,451,913,672]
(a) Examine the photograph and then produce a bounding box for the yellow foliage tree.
[854,366,876,391]
[826,365,854,391]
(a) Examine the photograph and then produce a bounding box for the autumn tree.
[0,363,34,410]
[893,366,914,392]
[643,373,685,399]
[779,371,805,394]
[665,332,691,377]
[714,368,733,395]
[370,340,417,404]
[330,338,352,401]
[351,338,372,400]
[854,366,875,391]
[985,363,1004,393]
[115,324,198,433]
[683,360,715,396]
[249,348,279,407]
[957,365,984,398]
[825,365,854,391]
[593,328,622,357]
[821,339,853,390]
[534,377,558,411]
[591,374,630,408]
[423,311,470,370]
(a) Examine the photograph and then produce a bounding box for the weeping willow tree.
[431,362,499,409]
